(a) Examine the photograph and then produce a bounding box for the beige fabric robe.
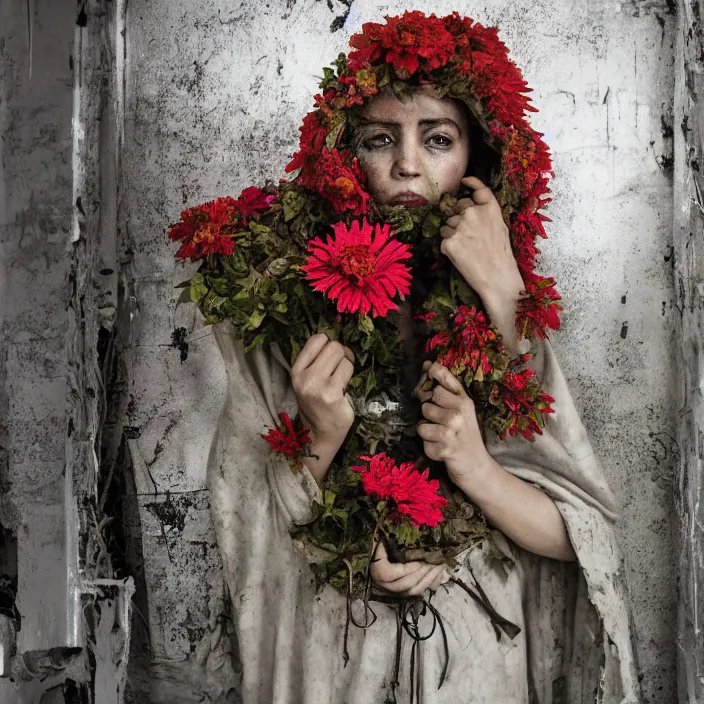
[206,319,640,704]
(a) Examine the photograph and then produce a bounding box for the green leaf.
[266,258,289,277]
[422,211,443,239]
[290,338,302,364]
[247,310,265,330]
[320,66,337,89]
[190,282,208,303]
[325,118,346,150]
[433,294,455,309]
[249,221,271,236]
[364,367,377,397]
[357,315,374,335]
[282,189,307,222]
[243,332,266,353]
[235,266,263,290]
[376,64,391,88]
[389,520,421,547]
[177,287,192,305]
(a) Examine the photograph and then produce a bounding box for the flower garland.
[167,11,562,599]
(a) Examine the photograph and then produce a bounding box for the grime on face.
[352,85,471,207]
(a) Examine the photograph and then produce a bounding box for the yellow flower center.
[193,224,217,244]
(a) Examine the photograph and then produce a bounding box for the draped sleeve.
[484,337,640,703]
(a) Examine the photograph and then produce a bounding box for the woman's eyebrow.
[358,117,461,131]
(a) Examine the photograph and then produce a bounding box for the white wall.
[118,0,676,701]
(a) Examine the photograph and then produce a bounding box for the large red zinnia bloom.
[351,453,447,527]
[302,219,412,318]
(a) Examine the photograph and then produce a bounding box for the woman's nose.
[391,141,421,179]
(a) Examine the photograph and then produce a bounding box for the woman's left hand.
[413,360,491,486]
[439,176,524,303]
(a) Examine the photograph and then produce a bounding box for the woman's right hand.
[291,333,356,482]
[370,541,449,597]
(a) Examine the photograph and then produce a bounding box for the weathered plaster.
[0,0,681,701]
[118,1,677,701]
[0,0,78,699]
[672,0,704,699]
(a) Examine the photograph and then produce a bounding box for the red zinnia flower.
[168,196,241,261]
[261,412,312,471]
[348,11,455,78]
[351,453,448,527]
[302,219,412,318]
[168,187,275,261]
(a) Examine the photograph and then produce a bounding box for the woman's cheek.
[357,156,386,199]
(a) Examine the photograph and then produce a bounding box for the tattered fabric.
[207,320,639,703]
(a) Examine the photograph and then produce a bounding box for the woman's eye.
[363,134,393,149]
[428,134,453,148]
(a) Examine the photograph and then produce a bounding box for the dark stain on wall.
[144,493,195,534]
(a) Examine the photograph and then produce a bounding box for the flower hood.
[283,10,561,339]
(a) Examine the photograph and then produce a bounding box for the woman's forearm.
[301,430,346,485]
[452,456,576,561]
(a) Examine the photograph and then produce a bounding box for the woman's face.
[353,86,471,207]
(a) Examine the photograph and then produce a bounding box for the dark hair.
[460,103,501,185]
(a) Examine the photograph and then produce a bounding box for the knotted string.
[341,547,521,703]
[369,592,448,704]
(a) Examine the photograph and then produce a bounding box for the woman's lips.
[388,192,429,207]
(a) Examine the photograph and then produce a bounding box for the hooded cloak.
[200,11,640,703]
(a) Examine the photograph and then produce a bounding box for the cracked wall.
[119,1,677,701]
[0,0,679,702]
[0,0,78,701]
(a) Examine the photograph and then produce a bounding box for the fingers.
[292,333,330,373]
[371,541,449,596]
[427,362,465,395]
[292,334,355,379]
[375,563,438,594]
[371,542,426,581]
[420,401,451,426]
[450,197,476,214]
[331,356,354,391]
[430,567,451,591]
[421,384,463,410]
[412,366,430,400]
[416,420,448,444]
[413,363,463,404]
[460,176,494,205]
[439,224,456,240]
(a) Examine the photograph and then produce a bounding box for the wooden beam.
[673,0,704,700]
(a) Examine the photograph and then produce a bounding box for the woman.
[171,11,639,703]
[299,84,578,599]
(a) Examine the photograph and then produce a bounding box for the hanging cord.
[342,528,381,665]
[369,592,449,704]
[449,571,521,640]
[340,535,520,701]
[343,574,520,703]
